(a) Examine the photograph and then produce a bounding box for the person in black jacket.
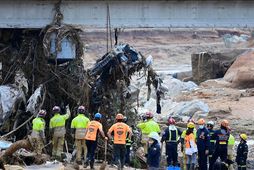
[236,134,248,170]
[161,117,182,167]
[196,118,210,170]
[147,132,161,170]
[210,120,230,170]
[207,121,216,166]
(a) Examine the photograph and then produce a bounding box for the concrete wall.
[0,0,254,28]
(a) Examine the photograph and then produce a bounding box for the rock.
[162,77,197,97]
[167,100,209,122]
[191,50,245,84]
[224,50,254,88]
[172,71,192,81]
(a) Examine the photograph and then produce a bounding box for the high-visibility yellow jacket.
[228,134,235,146]
[32,117,45,131]
[71,114,90,129]
[137,119,160,135]
[50,113,70,129]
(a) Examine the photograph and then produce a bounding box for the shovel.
[99,140,107,170]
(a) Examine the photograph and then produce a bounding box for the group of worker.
[137,112,249,170]
[31,105,132,170]
[31,106,249,170]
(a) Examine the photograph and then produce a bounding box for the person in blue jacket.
[196,118,210,170]
[147,132,161,170]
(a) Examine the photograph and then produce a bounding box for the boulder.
[191,50,245,84]
[224,50,254,88]
[168,100,209,122]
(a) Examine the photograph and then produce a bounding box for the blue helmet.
[95,113,102,119]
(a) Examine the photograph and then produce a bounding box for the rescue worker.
[181,118,197,170]
[49,105,70,161]
[137,112,160,155]
[209,120,230,170]
[161,117,182,167]
[71,105,90,165]
[196,118,210,170]
[207,121,216,166]
[84,113,107,169]
[108,113,132,170]
[236,134,248,170]
[124,116,132,167]
[227,131,235,170]
[31,109,47,155]
[184,122,197,170]
[147,132,161,170]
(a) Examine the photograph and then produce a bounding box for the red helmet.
[38,109,47,117]
[52,106,61,113]
[78,105,86,114]
[145,112,153,119]
[168,117,176,125]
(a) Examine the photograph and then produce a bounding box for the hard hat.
[221,119,229,128]
[198,118,206,125]
[116,113,124,120]
[168,117,176,125]
[148,132,160,142]
[240,134,247,141]
[207,121,215,126]
[52,106,61,113]
[95,113,102,119]
[188,118,195,124]
[145,112,153,119]
[38,109,47,117]
[187,122,195,129]
[78,105,86,114]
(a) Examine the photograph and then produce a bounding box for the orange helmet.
[221,119,229,128]
[198,118,205,125]
[116,113,124,120]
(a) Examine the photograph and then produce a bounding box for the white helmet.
[148,132,160,142]
[207,121,215,126]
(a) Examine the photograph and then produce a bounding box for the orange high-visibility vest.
[85,120,103,141]
[108,122,131,145]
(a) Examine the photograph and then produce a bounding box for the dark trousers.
[166,142,178,166]
[86,140,97,163]
[125,145,131,165]
[238,162,247,170]
[209,147,227,170]
[198,150,207,170]
[114,144,126,168]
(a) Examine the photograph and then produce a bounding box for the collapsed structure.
[0,9,164,169]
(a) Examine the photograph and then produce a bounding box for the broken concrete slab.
[191,49,245,84]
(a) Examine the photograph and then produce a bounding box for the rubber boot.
[90,160,94,170]
[84,160,89,168]
[186,164,191,170]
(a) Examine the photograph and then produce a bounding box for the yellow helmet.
[187,122,195,129]
[240,134,247,141]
